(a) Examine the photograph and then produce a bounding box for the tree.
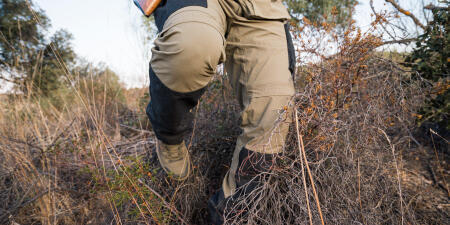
[0,0,75,95]
[29,29,75,96]
[285,0,357,27]
[0,0,48,82]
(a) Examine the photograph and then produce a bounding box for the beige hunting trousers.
[150,0,295,198]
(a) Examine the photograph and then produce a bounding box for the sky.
[32,0,436,89]
[35,0,149,88]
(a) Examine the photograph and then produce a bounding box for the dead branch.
[294,109,313,225]
[137,179,188,225]
[383,38,418,45]
[424,4,449,11]
[297,111,325,225]
[377,127,405,225]
[384,0,426,30]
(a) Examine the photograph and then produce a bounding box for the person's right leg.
[147,0,226,179]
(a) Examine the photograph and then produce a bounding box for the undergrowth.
[0,6,448,225]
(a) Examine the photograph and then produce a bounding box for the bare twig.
[383,38,418,45]
[46,119,76,151]
[377,127,404,225]
[429,129,450,197]
[187,103,200,151]
[119,123,152,134]
[294,109,313,225]
[297,109,325,225]
[1,135,43,152]
[424,4,449,11]
[384,0,426,30]
[430,129,450,144]
[1,190,49,220]
[137,179,188,225]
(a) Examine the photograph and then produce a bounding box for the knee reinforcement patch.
[146,66,206,144]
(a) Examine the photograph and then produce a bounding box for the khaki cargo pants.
[146,0,295,198]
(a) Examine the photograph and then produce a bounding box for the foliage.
[29,30,75,96]
[76,66,125,105]
[0,0,49,70]
[285,0,357,28]
[0,0,75,95]
[107,157,169,223]
[405,7,449,130]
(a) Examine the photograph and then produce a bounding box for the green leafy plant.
[107,157,169,222]
[405,7,449,130]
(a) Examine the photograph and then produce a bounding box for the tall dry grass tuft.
[0,69,149,224]
[0,65,241,224]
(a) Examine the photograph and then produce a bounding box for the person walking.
[141,0,295,223]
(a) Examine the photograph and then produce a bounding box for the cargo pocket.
[236,0,290,20]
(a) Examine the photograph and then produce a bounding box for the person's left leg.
[222,8,296,200]
[208,2,296,222]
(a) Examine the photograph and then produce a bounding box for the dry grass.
[0,11,449,225]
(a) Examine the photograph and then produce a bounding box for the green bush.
[406,7,449,130]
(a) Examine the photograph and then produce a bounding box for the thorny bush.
[223,14,433,225]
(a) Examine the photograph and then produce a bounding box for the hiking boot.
[208,148,277,224]
[208,189,226,225]
[208,187,255,225]
[155,140,191,180]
